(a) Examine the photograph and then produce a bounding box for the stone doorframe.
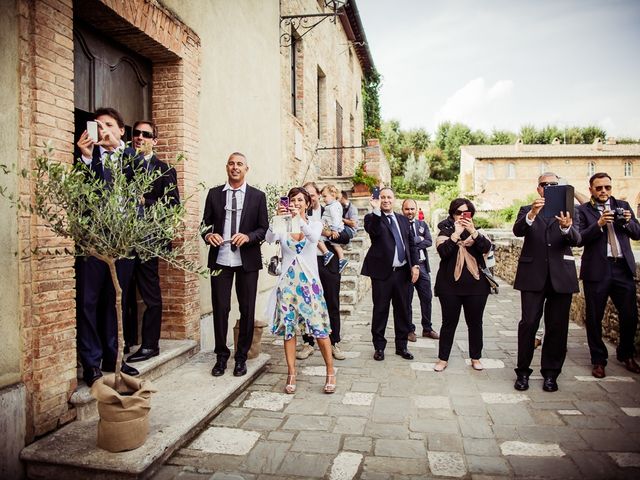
[17,0,201,439]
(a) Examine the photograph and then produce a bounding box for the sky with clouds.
[357,0,640,138]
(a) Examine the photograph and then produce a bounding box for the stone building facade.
[460,143,640,211]
[0,0,375,475]
[279,0,374,184]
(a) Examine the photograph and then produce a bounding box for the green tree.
[362,70,382,140]
[540,124,564,143]
[434,122,474,180]
[519,124,545,144]
[489,129,517,144]
[581,125,607,144]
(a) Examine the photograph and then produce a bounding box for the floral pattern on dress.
[272,238,331,340]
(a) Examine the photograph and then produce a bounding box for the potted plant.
[351,160,379,197]
[1,146,210,452]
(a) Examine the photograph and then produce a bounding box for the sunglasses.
[539,181,559,188]
[454,209,471,216]
[594,185,612,192]
[133,129,154,139]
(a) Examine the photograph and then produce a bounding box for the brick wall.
[16,0,201,440]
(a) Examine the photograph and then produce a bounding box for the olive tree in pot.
[1,146,210,452]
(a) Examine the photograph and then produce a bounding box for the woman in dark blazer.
[433,198,492,372]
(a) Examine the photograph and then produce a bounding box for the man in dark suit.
[361,187,420,361]
[202,153,268,377]
[126,120,180,363]
[75,107,139,386]
[576,172,640,378]
[402,198,439,341]
[512,172,580,393]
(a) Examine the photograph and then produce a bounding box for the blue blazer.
[576,197,640,281]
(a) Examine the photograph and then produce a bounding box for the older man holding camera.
[576,172,640,378]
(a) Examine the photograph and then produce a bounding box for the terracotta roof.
[461,144,640,159]
[340,0,376,76]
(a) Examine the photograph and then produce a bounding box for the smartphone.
[86,121,98,142]
[372,187,380,199]
[279,196,290,209]
[461,211,472,220]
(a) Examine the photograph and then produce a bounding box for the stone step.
[340,290,357,305]
[21,352,270,480]
[70,339,198,421]
[342,261,361,276]
[339,304,355,317]
[340,275,357,290]
[344,249,363,262]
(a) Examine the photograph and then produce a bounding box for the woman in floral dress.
[265,187,335,394]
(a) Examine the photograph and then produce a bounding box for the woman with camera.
[264,187,335,394]
[433,198,493,372]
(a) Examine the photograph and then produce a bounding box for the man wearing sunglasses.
[512,172,580,393]
[576,172,640,378]
[125,121,180,364]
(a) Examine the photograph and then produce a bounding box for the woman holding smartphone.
[433,198,492,372]
[265,187,335,394]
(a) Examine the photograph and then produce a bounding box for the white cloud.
[433,78,514,130]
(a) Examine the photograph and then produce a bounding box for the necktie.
[410,220,417,237]
[387,214,405,263]
[230,189,238,251]
[606,223,620,258]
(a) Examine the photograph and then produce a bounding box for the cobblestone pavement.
[155,278,640,480]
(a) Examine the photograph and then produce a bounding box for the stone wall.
[492,234,640,350]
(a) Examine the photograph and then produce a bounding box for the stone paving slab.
[158,266,640,480]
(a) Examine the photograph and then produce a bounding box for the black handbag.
[267,242,282,276]
[481,267,499,294]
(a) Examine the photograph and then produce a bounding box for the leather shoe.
[395,349,414,360]
[592,364,606,378]
[211,360,227,377]
[373,350,385,361]
[622,358,640,374]
[233,361,247,377]
[514,374,529,391]
[422,330,440,339]
[120,362,139,376]
[542,377,558,392]
[407,331,417,342]
[127,347,160,363]
[84,367,103,387]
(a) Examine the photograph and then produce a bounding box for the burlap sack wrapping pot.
[90,372,156,452]
[233,320,266,359]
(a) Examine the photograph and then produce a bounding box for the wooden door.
[336,101,343,176]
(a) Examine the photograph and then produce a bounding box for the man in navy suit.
[512,172,580,393]
[202,153,268,377]
[75,107,139,386]
[126,120,180,364]
[361,187,420,361]
[402,199,439,341]
[576,172,640,378]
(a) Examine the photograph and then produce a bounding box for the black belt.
[607,257,623,262]
[392,265,407,271]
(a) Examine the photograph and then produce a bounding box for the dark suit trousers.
[409,263,433,332]
[303,253,342,346]
[76,256,134,371]
[437,294,487,361]
[211,265,258,363]
[134,256,163,349]
[370,267,412,351]
[516,286,571,378]
[583,260,638,365]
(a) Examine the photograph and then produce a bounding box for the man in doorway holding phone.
[202,153,268,377]
[512,172,580,393]
[361,187,420,361]
[125,120,180,364]
[75,107,140,386]
[576,172,640,378]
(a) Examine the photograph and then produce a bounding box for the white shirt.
[373,209,407,267]
[215,182,246,267]
[80,141,125,166]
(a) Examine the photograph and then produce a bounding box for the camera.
[613,207,627,226]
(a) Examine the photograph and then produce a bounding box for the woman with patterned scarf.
[433,198,493,372]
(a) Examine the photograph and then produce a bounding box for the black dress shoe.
[211,360,227,377]
[542,377,558,392]
[514,374,529,391]
[84,367,103,387]
[395,349,414,360]
[233,361,247,377]
[373,350,385,361]
[121,362,139,376]
[127,347,160,363]
[622,358,640,374]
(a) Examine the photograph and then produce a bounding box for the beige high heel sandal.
[285,374,296,394]
[434,360,448,372]
[324,372,336,394]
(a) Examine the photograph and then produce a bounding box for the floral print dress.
[272,237,331,340]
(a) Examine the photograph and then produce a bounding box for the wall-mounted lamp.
[280,0,347,47]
